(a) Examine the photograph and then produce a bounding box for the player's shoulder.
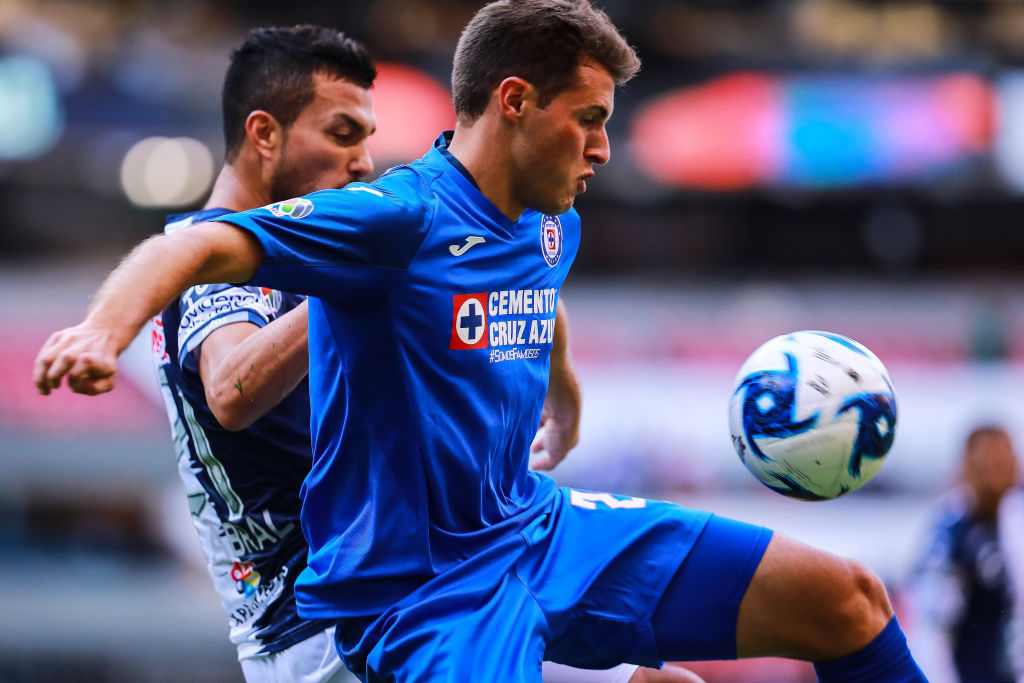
[305,166,436,229]
[920,491,972,553]
[375,157,447,206]
[164,207,234,235]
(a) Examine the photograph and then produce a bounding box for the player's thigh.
[357,571,546,682]
[736,533,892,660]
[649,514,772,662]
[240,627,356,683]
[542,661,637,683]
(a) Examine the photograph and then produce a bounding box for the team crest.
[266,197,314,219]
[540,215,562,267]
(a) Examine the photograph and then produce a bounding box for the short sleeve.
[217,177,432,302]
[176,283,279,369]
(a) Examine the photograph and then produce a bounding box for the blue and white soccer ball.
[728,331,897,500]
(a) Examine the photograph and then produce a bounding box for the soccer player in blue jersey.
[36,1,926,681]
[143,20,689,683]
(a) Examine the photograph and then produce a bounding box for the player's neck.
[448,123,523,222]
[204,161,271,213]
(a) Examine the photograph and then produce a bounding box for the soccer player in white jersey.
[143,22,693,683]
[36,1,925,680]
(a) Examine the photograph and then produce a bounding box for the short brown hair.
[451,0,639,124]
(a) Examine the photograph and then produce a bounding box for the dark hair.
[222,25,376,161]
[966,424,1010,455]
[451,0,639,124]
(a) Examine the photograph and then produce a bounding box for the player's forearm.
[83,234,205,352]
[529,300,581,470]
[86,226,261,352]
[208,301,310,431]
[34,222,263,396]
[548,300,581,407]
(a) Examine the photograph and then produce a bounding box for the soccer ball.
[728,331,897,500]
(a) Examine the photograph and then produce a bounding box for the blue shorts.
[335,488,772,681]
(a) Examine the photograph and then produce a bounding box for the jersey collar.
[431,131,516,234]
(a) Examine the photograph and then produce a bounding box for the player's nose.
[349,146,374,182]
[585,127,610,166]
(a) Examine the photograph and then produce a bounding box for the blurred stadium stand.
[5,1,1024,681]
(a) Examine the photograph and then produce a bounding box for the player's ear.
[245,110,282,160]
[497,77,532,123]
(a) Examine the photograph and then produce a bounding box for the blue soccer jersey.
[152,208,332,657]
[219,132,579,618]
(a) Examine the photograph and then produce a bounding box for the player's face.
[966,432,1019,513]
[513,58,614,215]
[270,71,376,201]
[971,434,1018,485]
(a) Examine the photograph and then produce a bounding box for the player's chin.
[551,193,577,215]
[528,188,576,216]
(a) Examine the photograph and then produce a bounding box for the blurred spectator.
[907,425,1019,683]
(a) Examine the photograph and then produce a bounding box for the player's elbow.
[205,384,257,432]
[213,407,254,432]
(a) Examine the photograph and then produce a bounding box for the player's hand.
[529,392,580,471]
[33,324,120,396]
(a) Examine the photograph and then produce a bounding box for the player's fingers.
[34,364,52,395]
[42,348,79,394]
[72,375,116,396]
[33,331,66,394]
[530,452,554,471]
[531,433,545,453]
[66,354,117,395]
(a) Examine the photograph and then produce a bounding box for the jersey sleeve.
[175,283,279,370]
[217,179,432,302]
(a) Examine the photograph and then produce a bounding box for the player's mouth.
[577,172,594,194]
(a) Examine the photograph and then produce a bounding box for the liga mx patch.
[265,197,314,219]
[258,287,283,314]
[450,293,488,349]
[540,214,562,267]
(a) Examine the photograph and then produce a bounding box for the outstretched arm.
[530,299,581,471]
[34,222,263,396]
[199,300,309,431]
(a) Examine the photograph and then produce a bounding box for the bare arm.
[530,299,582,471]
[199,300,309,431]
[34,222,263,395]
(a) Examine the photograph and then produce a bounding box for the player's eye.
[332,130,358,145]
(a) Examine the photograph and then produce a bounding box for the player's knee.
[823,559,893,655]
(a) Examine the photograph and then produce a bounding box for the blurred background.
[3,0,1024,681]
